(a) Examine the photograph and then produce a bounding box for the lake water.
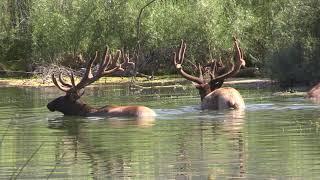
[0,82,320,179]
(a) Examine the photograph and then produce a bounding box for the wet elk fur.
[307,82,320,102]
[173,37,246,110]
[47,48,156,118]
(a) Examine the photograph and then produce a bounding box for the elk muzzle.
[47,102,55,112]
[47,96,66,112]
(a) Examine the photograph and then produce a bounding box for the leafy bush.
[0,0,319,83]
[265,39,320,87]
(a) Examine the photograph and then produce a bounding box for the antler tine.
[198,63,204,80]
[121,48,127,63]
[102,46,124,72]
[58,72,72,88]
[83,51,98,81]
[69,51,98,90]
[208,59,217,80]
[173,40,185,68]
[233,36,245,66]
[179,39,186,65]
[100,46,111,70]
[95,46,111,76]
[84,49,123,85]
[124,51,136,69]
[116,50,125,70]
[209,37,245,82]
[69,71,76,87]
[233,37,241,62]
[173,40,205,85]
[103,49,124,74]
[52,74,70,92]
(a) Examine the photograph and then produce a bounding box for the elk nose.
[47,102,55,112]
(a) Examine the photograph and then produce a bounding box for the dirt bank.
[0,76,273,88]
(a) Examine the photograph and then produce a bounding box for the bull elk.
[173,37,246,110]
[307,82,320,103]
[47,48,156,118]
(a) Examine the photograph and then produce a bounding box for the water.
[0,83,320,179]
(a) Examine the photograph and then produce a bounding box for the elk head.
[47,48,125,116]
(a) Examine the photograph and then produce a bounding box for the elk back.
[201,87,245,110]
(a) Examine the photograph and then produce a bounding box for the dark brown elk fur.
[47,48,156,118]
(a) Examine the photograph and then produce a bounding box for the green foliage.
[265,37,320,86]
[262,0,320,86]
[0,0,319,85]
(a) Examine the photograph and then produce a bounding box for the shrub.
[265,38,320,87]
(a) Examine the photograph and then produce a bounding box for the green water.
[0,83,320,179]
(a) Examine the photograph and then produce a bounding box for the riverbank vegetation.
[0,0,319,87]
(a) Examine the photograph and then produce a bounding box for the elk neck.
[47,95,97,116]
[196,83,212,101]
[76,100,97,115]
[64,99,97,116]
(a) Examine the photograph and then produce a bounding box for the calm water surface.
[0,83,320,179]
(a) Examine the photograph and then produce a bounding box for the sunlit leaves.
[0,0,318,80]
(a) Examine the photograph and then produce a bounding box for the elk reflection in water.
[46,109,246,179]
[207,110,246,179]
[161,110,246,179]
[47,115,155,179]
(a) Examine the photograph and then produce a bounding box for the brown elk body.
[47,49,156,118]
[307,82,320,102]
[173,37,246,110]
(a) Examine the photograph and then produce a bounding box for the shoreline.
[0,76,273,88]
[0,76,311,98]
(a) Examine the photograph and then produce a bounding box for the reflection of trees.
[47,116,154,179]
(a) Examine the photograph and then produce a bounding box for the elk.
[307,82,320,103]
[173,37,246,110]
[47,48,156,118]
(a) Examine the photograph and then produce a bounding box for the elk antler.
[173,37,245,89]
[122,50,136,71]
[52,48,125,95]
[208,37,245,82]
[173,40,205,85]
